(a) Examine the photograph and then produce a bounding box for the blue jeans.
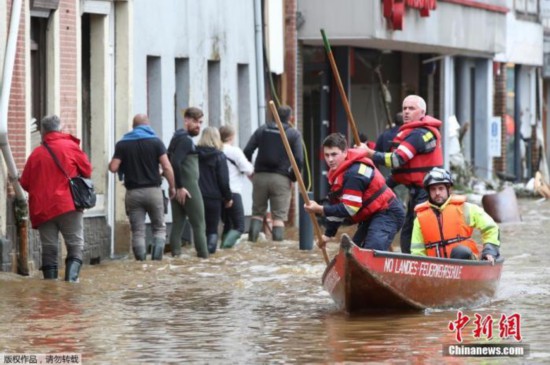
[352,198,405,251]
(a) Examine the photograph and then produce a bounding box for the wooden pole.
[321,29,361,146]
[268,101,329,265]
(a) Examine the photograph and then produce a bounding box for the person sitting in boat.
[304,133,405,250]
[410,167,500,263]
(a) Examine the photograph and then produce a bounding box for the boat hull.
[322,234,504,313]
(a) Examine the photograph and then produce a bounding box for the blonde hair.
[198,126,223,150]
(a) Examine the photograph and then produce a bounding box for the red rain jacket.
[20,132,92,228]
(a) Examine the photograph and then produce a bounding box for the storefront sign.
[383,0,437,30]
[489,116,502,157]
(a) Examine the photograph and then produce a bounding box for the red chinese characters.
[449,312,523,343]
[499,313,522,342]
[473,314,494,340]
[448,310,470,343]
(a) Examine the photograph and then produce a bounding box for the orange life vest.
[391,116,443,187]
[328,149,395,223]
[414,195,480,258]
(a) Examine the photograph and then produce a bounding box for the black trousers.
[204,197,223,236]
[223,193,245,234]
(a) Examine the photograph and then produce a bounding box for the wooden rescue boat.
[322,234,504,313]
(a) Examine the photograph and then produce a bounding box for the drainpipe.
[0,0,29,275]
[254,0,266,127]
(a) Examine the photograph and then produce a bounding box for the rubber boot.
[207,234,218,254]
[42,265,58,280]
[221,230,241,249]
[272,226,285,241]
[64,258,82,283]
[151,237,166,261]
[133,246,146,261]
[248,219,262,242]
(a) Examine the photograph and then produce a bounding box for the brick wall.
[493,62,507,174]
[284,0,297,113]
[59,0,78,133]
[2,1,112,274]
[7,0,28,174]
[285,0,298,226]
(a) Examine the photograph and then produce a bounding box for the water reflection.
[0,198,548,363]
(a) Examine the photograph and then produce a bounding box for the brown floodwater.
[0,198,548,364]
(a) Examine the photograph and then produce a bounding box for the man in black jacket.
[243,105,303,242]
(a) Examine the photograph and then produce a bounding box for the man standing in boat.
[410,168,500,263]
[304,133,404,250]
[360,95,443,254]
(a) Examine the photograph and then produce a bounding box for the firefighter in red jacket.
[304,133,404,250]
[361,95,443,254]
[411,168,500,263]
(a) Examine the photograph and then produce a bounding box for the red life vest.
[327,149,396,223]
[414,195,480,258]
[390,116,443,186]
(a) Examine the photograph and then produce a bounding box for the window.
[208,60,221,126]
[147,56,162,133]
[174,57,189,129]
[237,64,251,149]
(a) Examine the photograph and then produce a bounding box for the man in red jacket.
[304,133,404,250]
[20,115,92,281]
[362,95,443,254]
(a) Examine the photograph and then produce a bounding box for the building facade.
[296,0,543,200]
[0,0,264,272]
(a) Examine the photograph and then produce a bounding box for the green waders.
[170,154,208,258]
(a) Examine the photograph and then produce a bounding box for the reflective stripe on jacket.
[327,149,395,223]
[412,195,480,258]
[390,117,443,186]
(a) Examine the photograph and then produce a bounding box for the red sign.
[383,0,437,30]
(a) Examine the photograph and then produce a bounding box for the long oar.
[268,101,329,265]
[321,29,361,146]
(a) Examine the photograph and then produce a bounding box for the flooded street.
[1,197,549,364]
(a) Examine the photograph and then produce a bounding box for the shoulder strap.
[42,141,70,180]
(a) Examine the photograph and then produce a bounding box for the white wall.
[495,15,543,66]
[132,0,260,216]
[298,0,506,56]
[133,0,259,140]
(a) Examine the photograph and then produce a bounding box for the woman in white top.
[219,125,254,248]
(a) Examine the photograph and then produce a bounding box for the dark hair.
[323,133,347,151]
[359,132,368,143]
[277,105,292,124]
[183,107,204,120]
